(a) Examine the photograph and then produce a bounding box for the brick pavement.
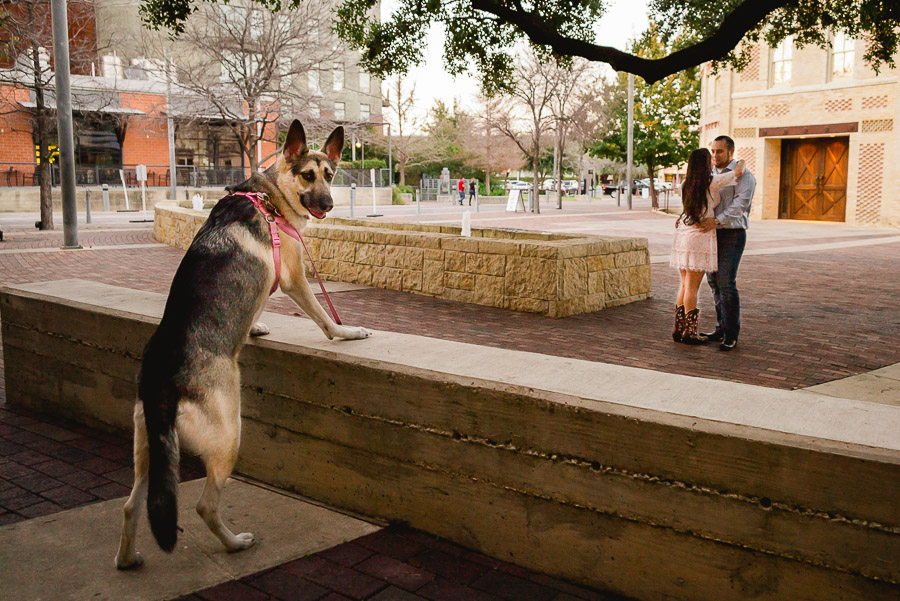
[2,225,899,389]
[174,527,624,601]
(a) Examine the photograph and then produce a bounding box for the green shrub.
[391,186,407,205]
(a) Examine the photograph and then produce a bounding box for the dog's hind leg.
[179,378,255,553]
[115,402,150,569]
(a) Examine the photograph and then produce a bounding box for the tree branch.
[469,0,792,83]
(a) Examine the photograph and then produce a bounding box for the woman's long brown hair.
[681,148,713,226]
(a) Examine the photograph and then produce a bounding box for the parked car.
[616,179,647,196]
[504,180,531,191]
[561,180,579,194]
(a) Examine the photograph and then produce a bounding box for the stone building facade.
[699,37,900,227]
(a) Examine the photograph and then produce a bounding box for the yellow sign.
[35,145,59,164]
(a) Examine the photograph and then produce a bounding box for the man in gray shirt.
[701,135,757,351]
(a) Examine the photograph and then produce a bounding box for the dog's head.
[275,119,343,220]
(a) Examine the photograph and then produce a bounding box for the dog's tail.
[142,372,181,553]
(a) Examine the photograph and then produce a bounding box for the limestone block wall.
[154,202,652,317]
[2,280,898,601]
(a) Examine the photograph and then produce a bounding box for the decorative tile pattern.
[824,98,852,112]
[735,147,757,173]
[740,44,760,81]
[861,119,893,133]
[703,121,720,132]
[733,127,756,138]
[764,103,790,117]
[861,95,889,109]
[856,143,884,224]
[737,106,758,119]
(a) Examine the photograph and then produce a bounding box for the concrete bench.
[1,280,898,601]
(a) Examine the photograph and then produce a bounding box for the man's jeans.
[706,228,747,340]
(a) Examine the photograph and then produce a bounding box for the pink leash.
[231,191,342,325]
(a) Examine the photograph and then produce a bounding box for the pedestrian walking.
[468,178,477,205]
[457,178,465,205]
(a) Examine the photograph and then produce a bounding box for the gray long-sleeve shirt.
[713,159,757,229]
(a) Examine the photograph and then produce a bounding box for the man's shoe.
[719,337,737,351]
[702,330,724,342]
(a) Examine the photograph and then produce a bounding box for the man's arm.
[716,171,756,228]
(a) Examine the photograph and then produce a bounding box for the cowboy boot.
[682,309,708,345]
[672,305,686,343]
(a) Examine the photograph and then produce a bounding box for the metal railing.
[0,162,250,188]
[419,176,441,201]
[333,168,391,188]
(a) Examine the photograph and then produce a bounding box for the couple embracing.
[670,135,756,350]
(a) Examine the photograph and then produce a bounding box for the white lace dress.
[670,171,737,272]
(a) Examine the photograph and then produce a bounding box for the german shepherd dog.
[115,120,371,569]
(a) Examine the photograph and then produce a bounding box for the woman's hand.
[734,160,745,178]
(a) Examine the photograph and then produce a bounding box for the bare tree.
[491,50,556,213]
[0,0,107,229]
[382,76,434,186]
[548,59,592,207]
[462,93,521,192]
[149,1,341,172]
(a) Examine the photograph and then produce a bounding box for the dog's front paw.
[337,325,372,340]
[249,322,270,337]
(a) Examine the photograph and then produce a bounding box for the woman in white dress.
[671,149,744,344]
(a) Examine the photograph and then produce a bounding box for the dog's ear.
[282,119,308,162]
[322,126,344,162]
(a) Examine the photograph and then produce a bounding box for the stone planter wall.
[154,202,651,317]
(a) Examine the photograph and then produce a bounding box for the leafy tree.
[591,23,699,209]
[140,1,899,88]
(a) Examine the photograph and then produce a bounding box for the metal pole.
[165,48,177,201]
[85,190,91,223]
[350,183,355,218]
[626,73,634,211]
[51,0,80,248]
[387,123,392,187]
[102,184,110,211]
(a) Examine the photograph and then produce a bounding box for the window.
[334,102,345,121]
[359,71,370,93]
[360,103,370,122]
[770,37,792,86]
[220,52,260,83]
[831,33,854,79]
[250,9,264,39]
[309,101,320,118]
[308,64,319,92]
[333,63,344,91]
[712,76,720,105]
[279,57,292,88]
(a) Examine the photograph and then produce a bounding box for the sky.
[379,0,652,126]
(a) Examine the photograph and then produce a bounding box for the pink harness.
[231,191,342,325]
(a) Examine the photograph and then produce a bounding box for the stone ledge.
[152,202,652,317]
[2,280,898,601]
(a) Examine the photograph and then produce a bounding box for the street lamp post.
[626,73,634,211]
[50,0,80,248]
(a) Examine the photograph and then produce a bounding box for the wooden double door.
[779,137,849,222]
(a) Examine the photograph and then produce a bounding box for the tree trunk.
[555,139,563,209]
[532,152,541,214]
[29,6,53,230]
[647,155,659,209]
[247,122,259,173]
[485,169,490,193]
[399,158,406,187]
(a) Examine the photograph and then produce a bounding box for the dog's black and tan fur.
[115,120,370,569]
